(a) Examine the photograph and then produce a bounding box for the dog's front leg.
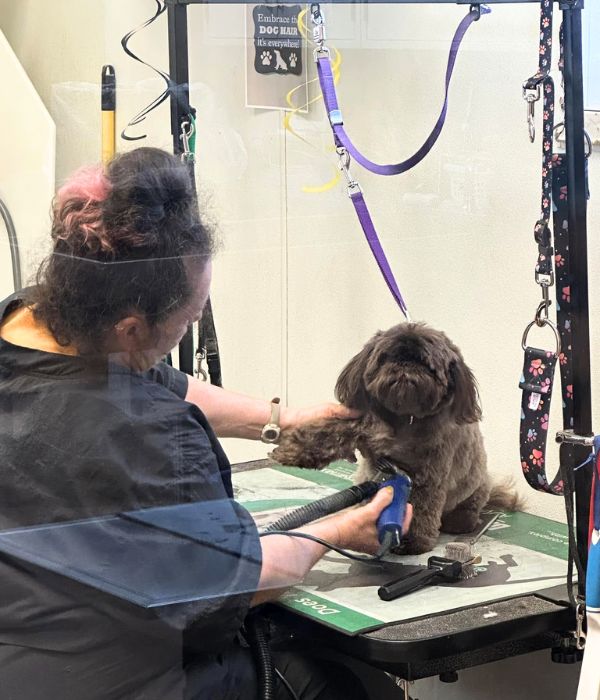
[270,418,362,470]
[441,481,491,534]
[402,481,446,554]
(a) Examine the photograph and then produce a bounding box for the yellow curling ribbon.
[283,8,342,193]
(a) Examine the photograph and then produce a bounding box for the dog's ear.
[335,344,373,410]
[449,358,482,424]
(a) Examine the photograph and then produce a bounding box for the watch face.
[262,427,279,442]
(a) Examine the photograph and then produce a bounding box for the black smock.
[0,293,262,699]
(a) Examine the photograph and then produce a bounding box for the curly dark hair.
[29,147,216,353]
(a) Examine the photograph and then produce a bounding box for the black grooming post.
[166,0,591,580]
[167,2,194,377]
[167,2,223,385]
[560,0,591,590]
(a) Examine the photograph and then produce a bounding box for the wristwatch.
[260,397,281,444]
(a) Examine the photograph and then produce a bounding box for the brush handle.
[378,568,440,601]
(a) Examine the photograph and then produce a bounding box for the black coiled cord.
[245,613,276,700]
[263,481,379,533]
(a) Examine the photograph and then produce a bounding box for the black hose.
[0,197,22,292]
[252,481,380,700]
[245,613,276,700]
[263,481,379,533]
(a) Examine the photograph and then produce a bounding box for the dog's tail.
[486,477,526,512]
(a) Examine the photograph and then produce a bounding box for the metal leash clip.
[180,119,196,164]
[521,270,561,356]
[574,602,587,651]
[194,346,208,381]
[337,147,362,197]
[522,84,541,143]
[311,3,329,60]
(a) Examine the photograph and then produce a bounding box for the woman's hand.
[323,487,413,555]
[253,488,413,605]
[280,402,361,431]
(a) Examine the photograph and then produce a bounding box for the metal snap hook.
[180,119,195,164]
[310,3,323,25]
[521,317,561,357]
[523,85,540,143]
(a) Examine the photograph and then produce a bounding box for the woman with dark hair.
[0,148,409,699]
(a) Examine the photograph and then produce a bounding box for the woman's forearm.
[185,378,271,439]
[184,376,359,440]
[251,518,341,606]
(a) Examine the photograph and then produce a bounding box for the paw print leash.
[518,1,591,500]
[519,0,564,496]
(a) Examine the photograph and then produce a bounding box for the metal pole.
[167,1,195,376]
[561,0,591,587]
[168,2,190,156]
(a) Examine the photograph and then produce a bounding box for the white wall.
[0,28,55,298]
[0,1,594,696]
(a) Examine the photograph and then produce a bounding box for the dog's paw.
[270,431,330,469]
[270,437,303,466]
[402,533,438,555]
[441,509,481,535]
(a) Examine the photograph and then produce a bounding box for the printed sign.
[245,4,308,111]
[252,5,302,76]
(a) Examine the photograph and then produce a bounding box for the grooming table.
[232,459,577,681]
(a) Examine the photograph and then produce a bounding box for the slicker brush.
[444,541,482,580]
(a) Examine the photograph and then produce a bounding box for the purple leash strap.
[348,189,410,318]
[316,5,490,176]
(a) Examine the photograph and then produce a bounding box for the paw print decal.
[289,52,297,68]
[261,51,272,66]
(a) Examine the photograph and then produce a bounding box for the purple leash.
[316,5,490,176]
[352,189,410,318]
[311,4,489,318]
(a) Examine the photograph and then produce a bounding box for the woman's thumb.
[369,485,394,514]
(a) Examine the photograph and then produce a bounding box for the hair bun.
[105,147,195,231]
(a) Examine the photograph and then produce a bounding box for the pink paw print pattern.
[530,449,544,467]
[529,359,546,377]
[559,352,568,366]
[562,286,570,303]
[541,413,549,430]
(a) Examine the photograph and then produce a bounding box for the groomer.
[0,148,410,700]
